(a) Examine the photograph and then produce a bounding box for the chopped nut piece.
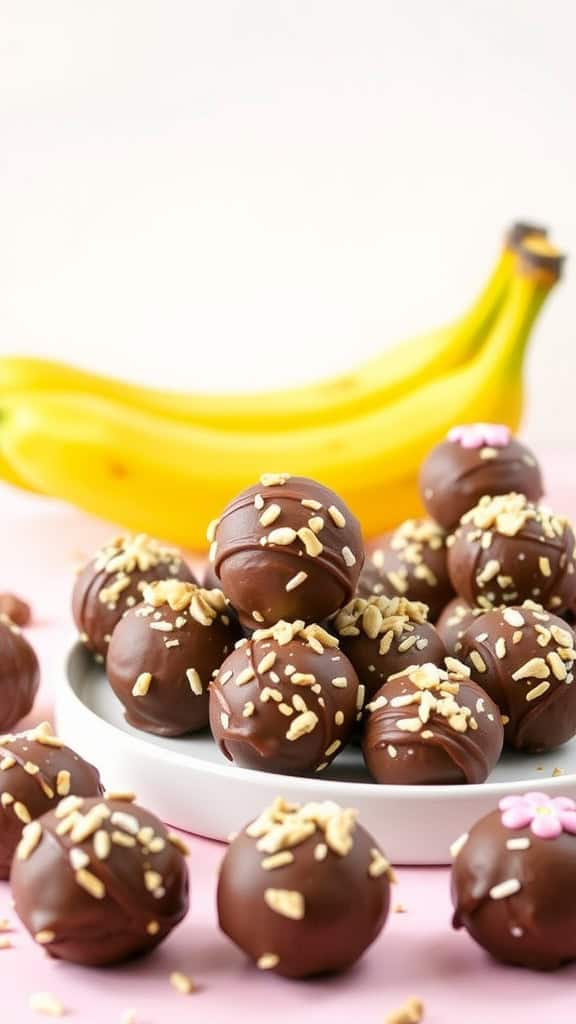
[384,996,424,1024]
[342,546,356,567]
[264,888,305,920]
[259,503,282,527]
[257,953,279,970]
[268,527,297,546]
[261,851,295,870]
[297,527,323,557]
[286,710,319,741]
[132,672,152,697]
[368,847,392,878]
[526,681,551,701]
[489,878,521,900]
[186,668,203,695]
[29,992,65,1017]
[56,770,71,797]
[75,868,106,899]
[169,971,195,994]
[285,571,308,592]
[17,820,43,861]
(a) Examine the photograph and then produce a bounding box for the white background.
[1,1,574,445]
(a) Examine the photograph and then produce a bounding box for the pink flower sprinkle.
[447,423,511,449]
[499,792,576,839]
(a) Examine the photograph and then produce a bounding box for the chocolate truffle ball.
[334,595,446,703]
[362,659,504,785]
[0,613,39,732]
[358,519,454,621]
[218,797,392,977]
[11,794,189,965]
[209,620,360,775]
[107,580,239,737]
[447,493,576,613]
[0,722,103,878]
[210,474,364,630]
[436,598,486,654]
[458,603,576,752]
[420,424,543,531]
[72,533,196,659]
[451,793,576,969]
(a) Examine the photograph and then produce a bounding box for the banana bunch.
[0,225,563,549]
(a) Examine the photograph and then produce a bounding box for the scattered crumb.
[0,592,31,626]
[393,903,407,913]
[0,918,12,931]
[169,971,195,995]
[535,765,544,772]
[552,767,564,777]
[29,992,65,1017]
[0,936,12,949]
[385,996,424,1024]
[121,1011,136,1024]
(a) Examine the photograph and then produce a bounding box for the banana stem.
[456,249,511,350]
[472,254,559,430]
[455,222,549,359]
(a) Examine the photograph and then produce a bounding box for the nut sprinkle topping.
[246,797,360,859]
[461,493,563,538]
[335,594,429,639]
[141,580,227,624]
[253,619,339,650]
[94,533,182,576]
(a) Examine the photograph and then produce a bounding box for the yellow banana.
[0,454,38,494]
[0,223,543,437]
[0,243,560,548]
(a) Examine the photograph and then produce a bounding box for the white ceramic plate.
[55,642,576,865]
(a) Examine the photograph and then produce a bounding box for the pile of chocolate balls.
[70,423,576,787]
[1,422,576,977]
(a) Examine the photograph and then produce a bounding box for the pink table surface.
[1,459,576,1024]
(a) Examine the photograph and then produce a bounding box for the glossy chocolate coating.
[0,615,39,732]
[72,533,196,659]
[458,604,576,752]
[0,724,103,878]
[334,595,446,703]
[11,796,189,965]
[212,475,364,629]
[420,428,543,531]
[209,621,360,775]
[217,797,391,977]
[436,598,485,655]
[452,800,576,969]
[107,580,239,737]
[447,493,576,612]
[362,660,503,785]
[358,520,454,621]
[203,563,221,592]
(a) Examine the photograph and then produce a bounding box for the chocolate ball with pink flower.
[419,424,543,531]
[452,792,576,969]
[458,602,576,752]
